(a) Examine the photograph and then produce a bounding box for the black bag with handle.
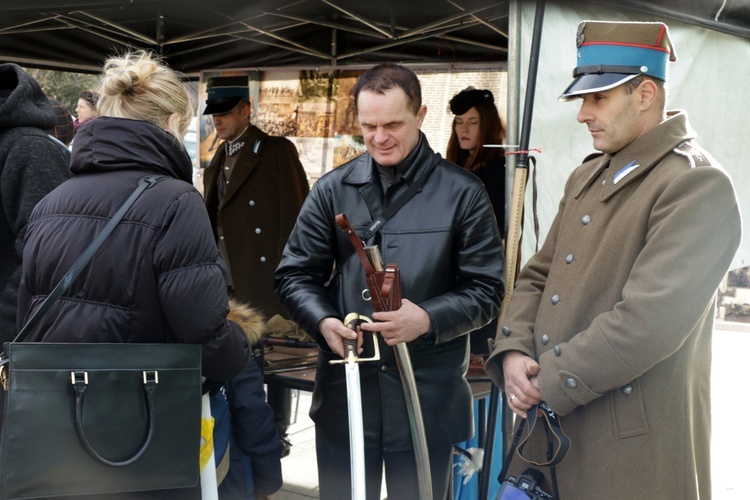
[0,176,202,499]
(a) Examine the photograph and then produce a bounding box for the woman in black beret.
[447,87,506,357]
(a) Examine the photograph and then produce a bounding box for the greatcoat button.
[565,378,577,388]
[380,364,388,372]
[255,228,261,234]
[553,345,561,356]
[501,326,511,336]
[582,214,592,225]
[260,256,267,263]
[541,334,549,345]
[621,384,633,395]
[601,179,606,186]
[551,294,560,305]
[249,200,256,206]
[565,254,574,264]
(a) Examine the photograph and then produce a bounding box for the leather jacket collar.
[341,131,435,186]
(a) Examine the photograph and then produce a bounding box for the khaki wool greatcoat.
[204,125,308,318]
[486,111,741,499]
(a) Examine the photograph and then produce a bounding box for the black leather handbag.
[0,176,203,499]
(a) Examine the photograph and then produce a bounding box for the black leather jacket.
[275,134,504,449]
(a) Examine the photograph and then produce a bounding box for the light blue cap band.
[578,44,669,81]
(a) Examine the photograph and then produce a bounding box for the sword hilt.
[329,313,381,365]
[343,338,357,364]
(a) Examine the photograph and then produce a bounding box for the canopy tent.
[0,0,511,73]
[1,0,748,74]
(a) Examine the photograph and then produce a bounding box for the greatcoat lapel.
[219,127,266,209]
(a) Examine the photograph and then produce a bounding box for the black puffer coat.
[275,134,504,449]
[17,117,249,382]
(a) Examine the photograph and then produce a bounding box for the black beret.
[449,88,494,115]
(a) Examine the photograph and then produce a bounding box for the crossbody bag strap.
[10,175,168,344]
[335,213,376,275]
[334,153,442,273]
[358,152,442,240]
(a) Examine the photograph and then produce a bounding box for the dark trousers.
[316,430,453,500]
[266,385,292,437]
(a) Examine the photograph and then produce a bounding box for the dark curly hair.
[79,89,100,110]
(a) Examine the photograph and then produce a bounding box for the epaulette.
[582,151,605,164]
[671,140,713,169]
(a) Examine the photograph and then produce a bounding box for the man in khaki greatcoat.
[486,21,741,499]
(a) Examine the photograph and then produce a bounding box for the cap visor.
[202,97,244,115]
[559,73,638,101]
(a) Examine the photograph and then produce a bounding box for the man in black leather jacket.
[275,63,504,500]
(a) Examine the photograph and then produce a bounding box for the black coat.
[203,125,308,318]
[275,134,504,449]
[468,156,506,354]
[18,117,250,382]
[0,63,71,342]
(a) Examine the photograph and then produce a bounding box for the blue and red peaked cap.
[560,21,677,101]
[203,75,250,115]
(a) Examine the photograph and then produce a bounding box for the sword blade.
[345,361,366,500]
[394,343,432,500]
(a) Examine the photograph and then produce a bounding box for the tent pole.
[494,0,546,495]
[477,6,524,499]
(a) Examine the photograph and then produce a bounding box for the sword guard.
[329,313,381,365]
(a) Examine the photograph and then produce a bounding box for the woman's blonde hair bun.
[96,50,194,142]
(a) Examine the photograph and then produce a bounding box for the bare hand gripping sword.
[329,313,380,500]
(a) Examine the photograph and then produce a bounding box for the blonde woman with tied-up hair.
[97,53,192,141]
[17,50,257,499]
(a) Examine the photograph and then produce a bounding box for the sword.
[366,246,432,500]
[393,342,432,500]
[365,254,432,500]
[329,312,380,500]
[334,215,433,499]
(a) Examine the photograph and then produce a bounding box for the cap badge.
[576,23,586,47]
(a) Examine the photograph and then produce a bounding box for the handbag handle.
[10,175,167,345]
[71,370,158,467]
